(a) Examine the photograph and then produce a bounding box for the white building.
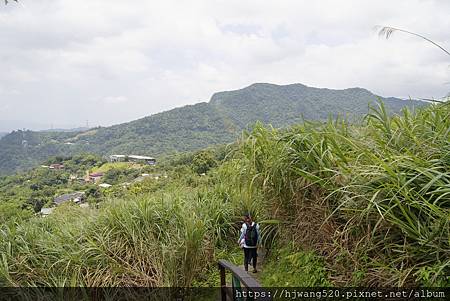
[40,207,55,216]
[109,154,156,165]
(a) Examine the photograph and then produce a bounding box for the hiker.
[238,213,260,273]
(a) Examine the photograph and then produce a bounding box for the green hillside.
[0,83,426,175]
[210,83,422,127]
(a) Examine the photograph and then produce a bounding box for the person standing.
[238,213,260,273]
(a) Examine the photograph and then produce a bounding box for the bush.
[261,246,331,287]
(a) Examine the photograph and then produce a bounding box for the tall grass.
[221,101,449,286]
[0,101,448,287]
[0,184,236,287]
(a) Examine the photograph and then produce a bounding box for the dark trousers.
[243,247,257,271]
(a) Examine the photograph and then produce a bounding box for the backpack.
[244,223,258,247]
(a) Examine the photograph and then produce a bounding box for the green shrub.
[261,246,331,287]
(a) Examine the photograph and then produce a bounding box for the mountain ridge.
[0,83,427,175]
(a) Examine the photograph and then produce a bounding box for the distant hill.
[42,127,91,133]
[443,92,450,101]
[0,83,427,175]
[0,120,88,133]
[0,132,7,139]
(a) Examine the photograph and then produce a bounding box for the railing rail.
[218,259,270,301]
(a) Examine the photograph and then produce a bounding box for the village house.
[39,192,87,216]
[39,207,55,216]
[54,192,85,206]
[69,174,86,184]
[49,163,65,170]
[109,154,156,165]
[86,172,104,183]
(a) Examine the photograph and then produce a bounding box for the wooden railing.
[218,259,271,301]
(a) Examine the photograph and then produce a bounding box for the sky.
[0,0,449,131]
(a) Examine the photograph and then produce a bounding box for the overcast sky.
[0,0,449,131]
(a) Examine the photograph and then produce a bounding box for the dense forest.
[0,83,426,175]
[0,101,447,292]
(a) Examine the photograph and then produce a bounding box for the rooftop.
[89,172,104,177]
[129,155,155,160]
[40,207,55,215]
[110,154,155,160]
[54,192,85,205]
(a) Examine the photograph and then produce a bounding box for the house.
[40,207,55,216]
[109,154,156,165]
[86,172,104,183]
[69,174,85,183]
[99,183,112,188]
[109,154,127,162]
[54,192,85,206]
[128,155,156,165]
[49,163,64,170]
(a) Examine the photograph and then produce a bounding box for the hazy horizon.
[1,0,449,132]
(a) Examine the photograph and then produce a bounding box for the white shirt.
[238,222,260,248]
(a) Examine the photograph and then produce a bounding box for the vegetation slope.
[0,101,447,291]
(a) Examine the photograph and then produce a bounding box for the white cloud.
[0,0,449,130]
[101,96,128,104]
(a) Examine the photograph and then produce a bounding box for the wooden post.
[219,263,226,301]
[219,259,266,301]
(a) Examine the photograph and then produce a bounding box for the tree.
[86,186,102,202]
[191,150,217,175]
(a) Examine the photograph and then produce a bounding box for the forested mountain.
[0,83,426,175]
[209,83,421,128]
